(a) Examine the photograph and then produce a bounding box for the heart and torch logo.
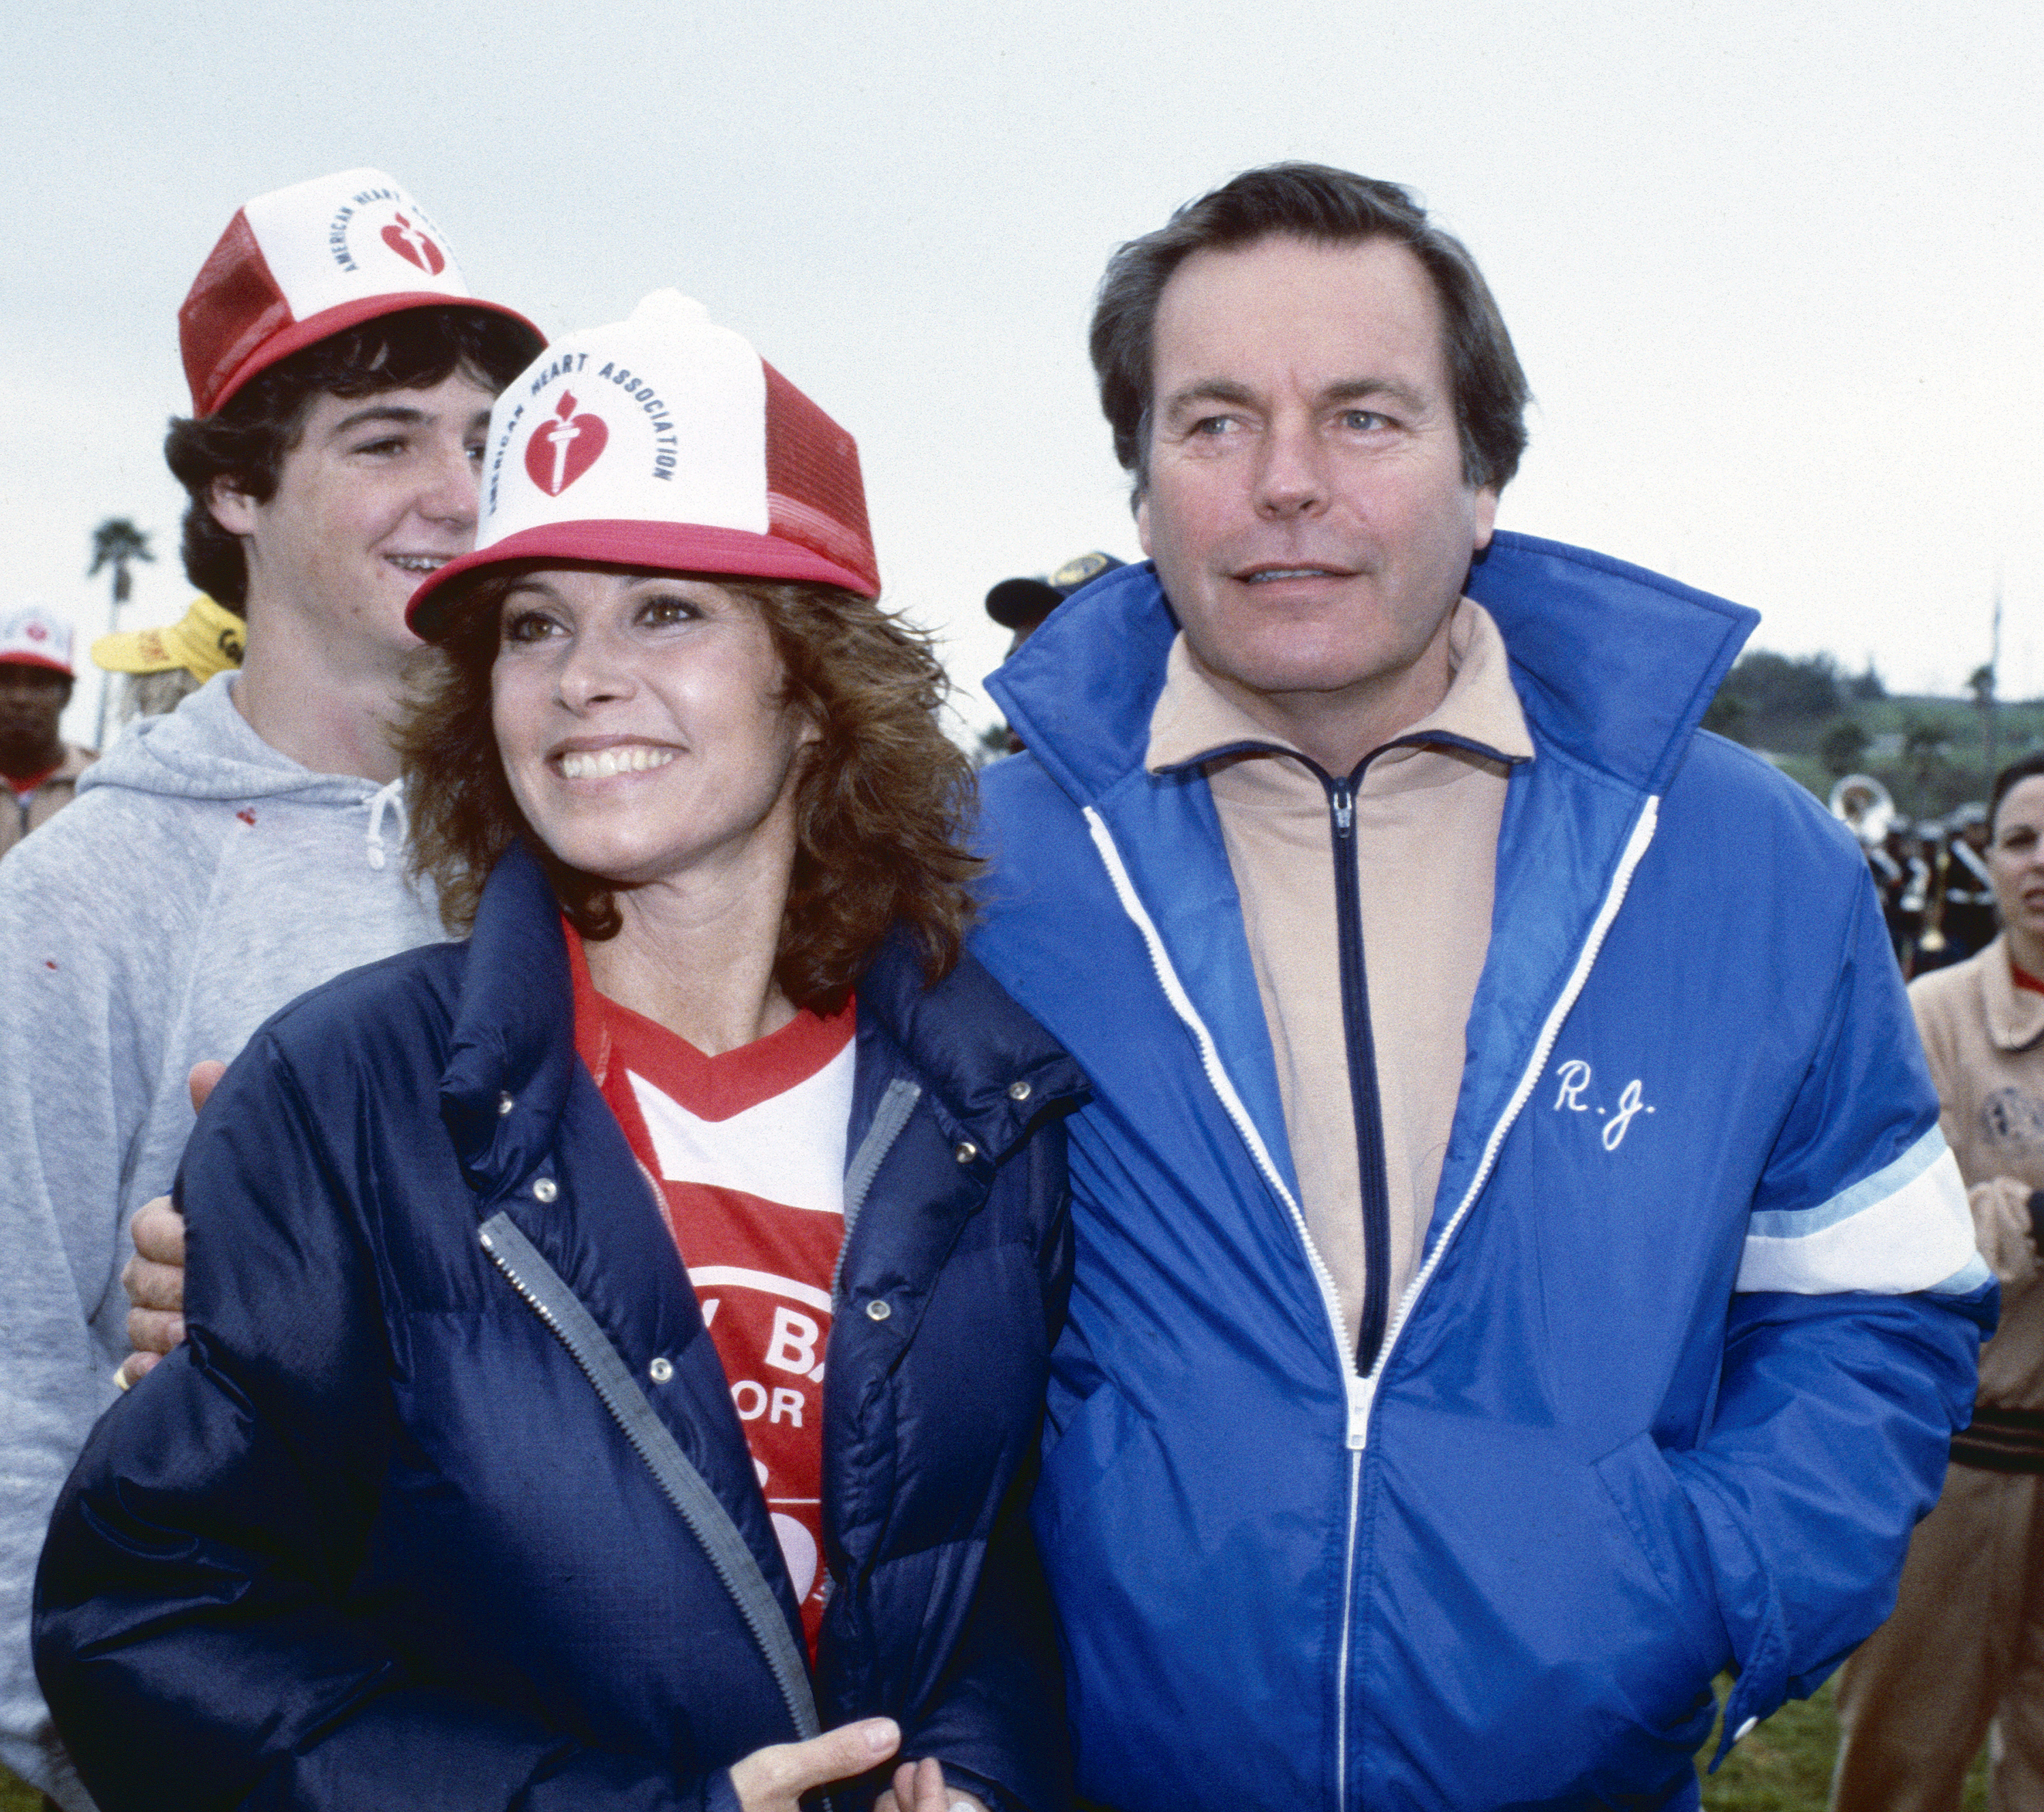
[380,212,446,275]
[524,392,610,497]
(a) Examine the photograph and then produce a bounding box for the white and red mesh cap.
[179,168,542,417]
[0,608,76,677]
[407,290,881,638]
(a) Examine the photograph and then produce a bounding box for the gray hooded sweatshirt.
[0,673,445,1808]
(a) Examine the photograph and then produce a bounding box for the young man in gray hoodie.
[0,168,540,1811]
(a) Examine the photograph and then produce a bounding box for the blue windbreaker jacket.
[970,533,1994,1810]
[35,845,1085,1812]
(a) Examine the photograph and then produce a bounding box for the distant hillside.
[1703,651,2042,820]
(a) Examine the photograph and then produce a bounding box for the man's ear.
[1136,493,1153,559]
[207,475,260,538]
[1471,485,1499,554]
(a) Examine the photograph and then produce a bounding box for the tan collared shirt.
[1146,599,1534,1354]
[1910,939,2044,1415]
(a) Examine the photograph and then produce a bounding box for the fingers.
[878,1759,923,1812]
[123,1198,191,1371]
[114,1350,157,1390]
[125,1304,185,1359]
[729,1718,900,1811]
[123,1252,184,1313]
[885,1759,979,1812]
[131,1198,187,1268]
[904,1758,949,1812]
[187,1059,227,1114]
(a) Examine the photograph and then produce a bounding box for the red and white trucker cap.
[180,168,542,418]
[407,290,880,639]
[0,608,76,677]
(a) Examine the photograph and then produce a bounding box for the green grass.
[0,1684,1992,1810]
[1699,1677,1987,1811]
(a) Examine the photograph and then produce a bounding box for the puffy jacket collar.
[439,842,1085,1193]
[854,927,1088,1166]
[441,841,579,1198]
[988,531,1758,803]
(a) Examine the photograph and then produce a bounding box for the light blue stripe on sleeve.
[1929,1253,1994,1297]
[1737,1128,1978,1295]
[1746,1126,1944,1241]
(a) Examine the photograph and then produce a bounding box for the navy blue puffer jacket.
[35,843,1084,1812]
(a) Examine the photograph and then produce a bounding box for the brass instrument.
[1828,774,1895,847]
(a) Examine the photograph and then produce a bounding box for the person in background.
[39,290,1077,1812]
[1942,802,2001,963]
[1833,750,2044,1811]
[984,552,1126,658]
[92,593,245,730]
[0,608,94,858]
[982,554,1124,753]
[0,167,540,1812]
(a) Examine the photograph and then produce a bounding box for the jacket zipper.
[1325,772,1393,1374]
[831,1077,922,1307]
[1082,806,1367,1809]
[1160,736,1438,1377]
[478,1212,827,1770]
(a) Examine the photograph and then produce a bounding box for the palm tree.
[87,518,154,747]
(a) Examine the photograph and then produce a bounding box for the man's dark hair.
[1990,753,2044,836]
[164,306,542,608]
[1089,163,1530,499]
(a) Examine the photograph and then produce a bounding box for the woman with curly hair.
[37,294,1081,1812]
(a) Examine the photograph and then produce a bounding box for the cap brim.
[985,577,1064,629]
[0,654,72,677]
[203,294,545,416]
[91,632,172,674]
[407,519,882,640]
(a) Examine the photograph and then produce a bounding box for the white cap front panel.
[480,291,770,549]
[240,168,476,318]
[0,606,75,674]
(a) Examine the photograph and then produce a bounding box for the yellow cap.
[92,597,244,683]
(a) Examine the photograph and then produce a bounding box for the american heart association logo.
[524,392,609,497]
[380,213,446,275]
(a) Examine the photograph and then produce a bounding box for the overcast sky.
[5,0,2039,745]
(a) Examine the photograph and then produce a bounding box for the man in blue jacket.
[969,163,1995,1809]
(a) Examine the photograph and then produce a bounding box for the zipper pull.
[1346,1373,1374,1450]
[1331,777,1354,835]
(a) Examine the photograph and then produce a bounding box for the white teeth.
[390,556,448,573]
[559,745,678,780]
[1248,567,1335,582]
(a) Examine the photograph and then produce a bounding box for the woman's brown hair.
[399,570,982,1012]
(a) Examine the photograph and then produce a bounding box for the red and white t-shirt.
[570,935,853,1653]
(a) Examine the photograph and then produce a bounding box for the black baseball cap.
[985,550,1126,629]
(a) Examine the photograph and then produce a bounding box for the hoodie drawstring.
[363,778,409,871]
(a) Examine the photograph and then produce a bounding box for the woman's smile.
[555,742,681,781]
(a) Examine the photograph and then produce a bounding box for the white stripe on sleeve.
[1736,1129,1981,1295]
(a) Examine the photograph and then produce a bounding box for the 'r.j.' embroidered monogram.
[1553,1059,1655,1151]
